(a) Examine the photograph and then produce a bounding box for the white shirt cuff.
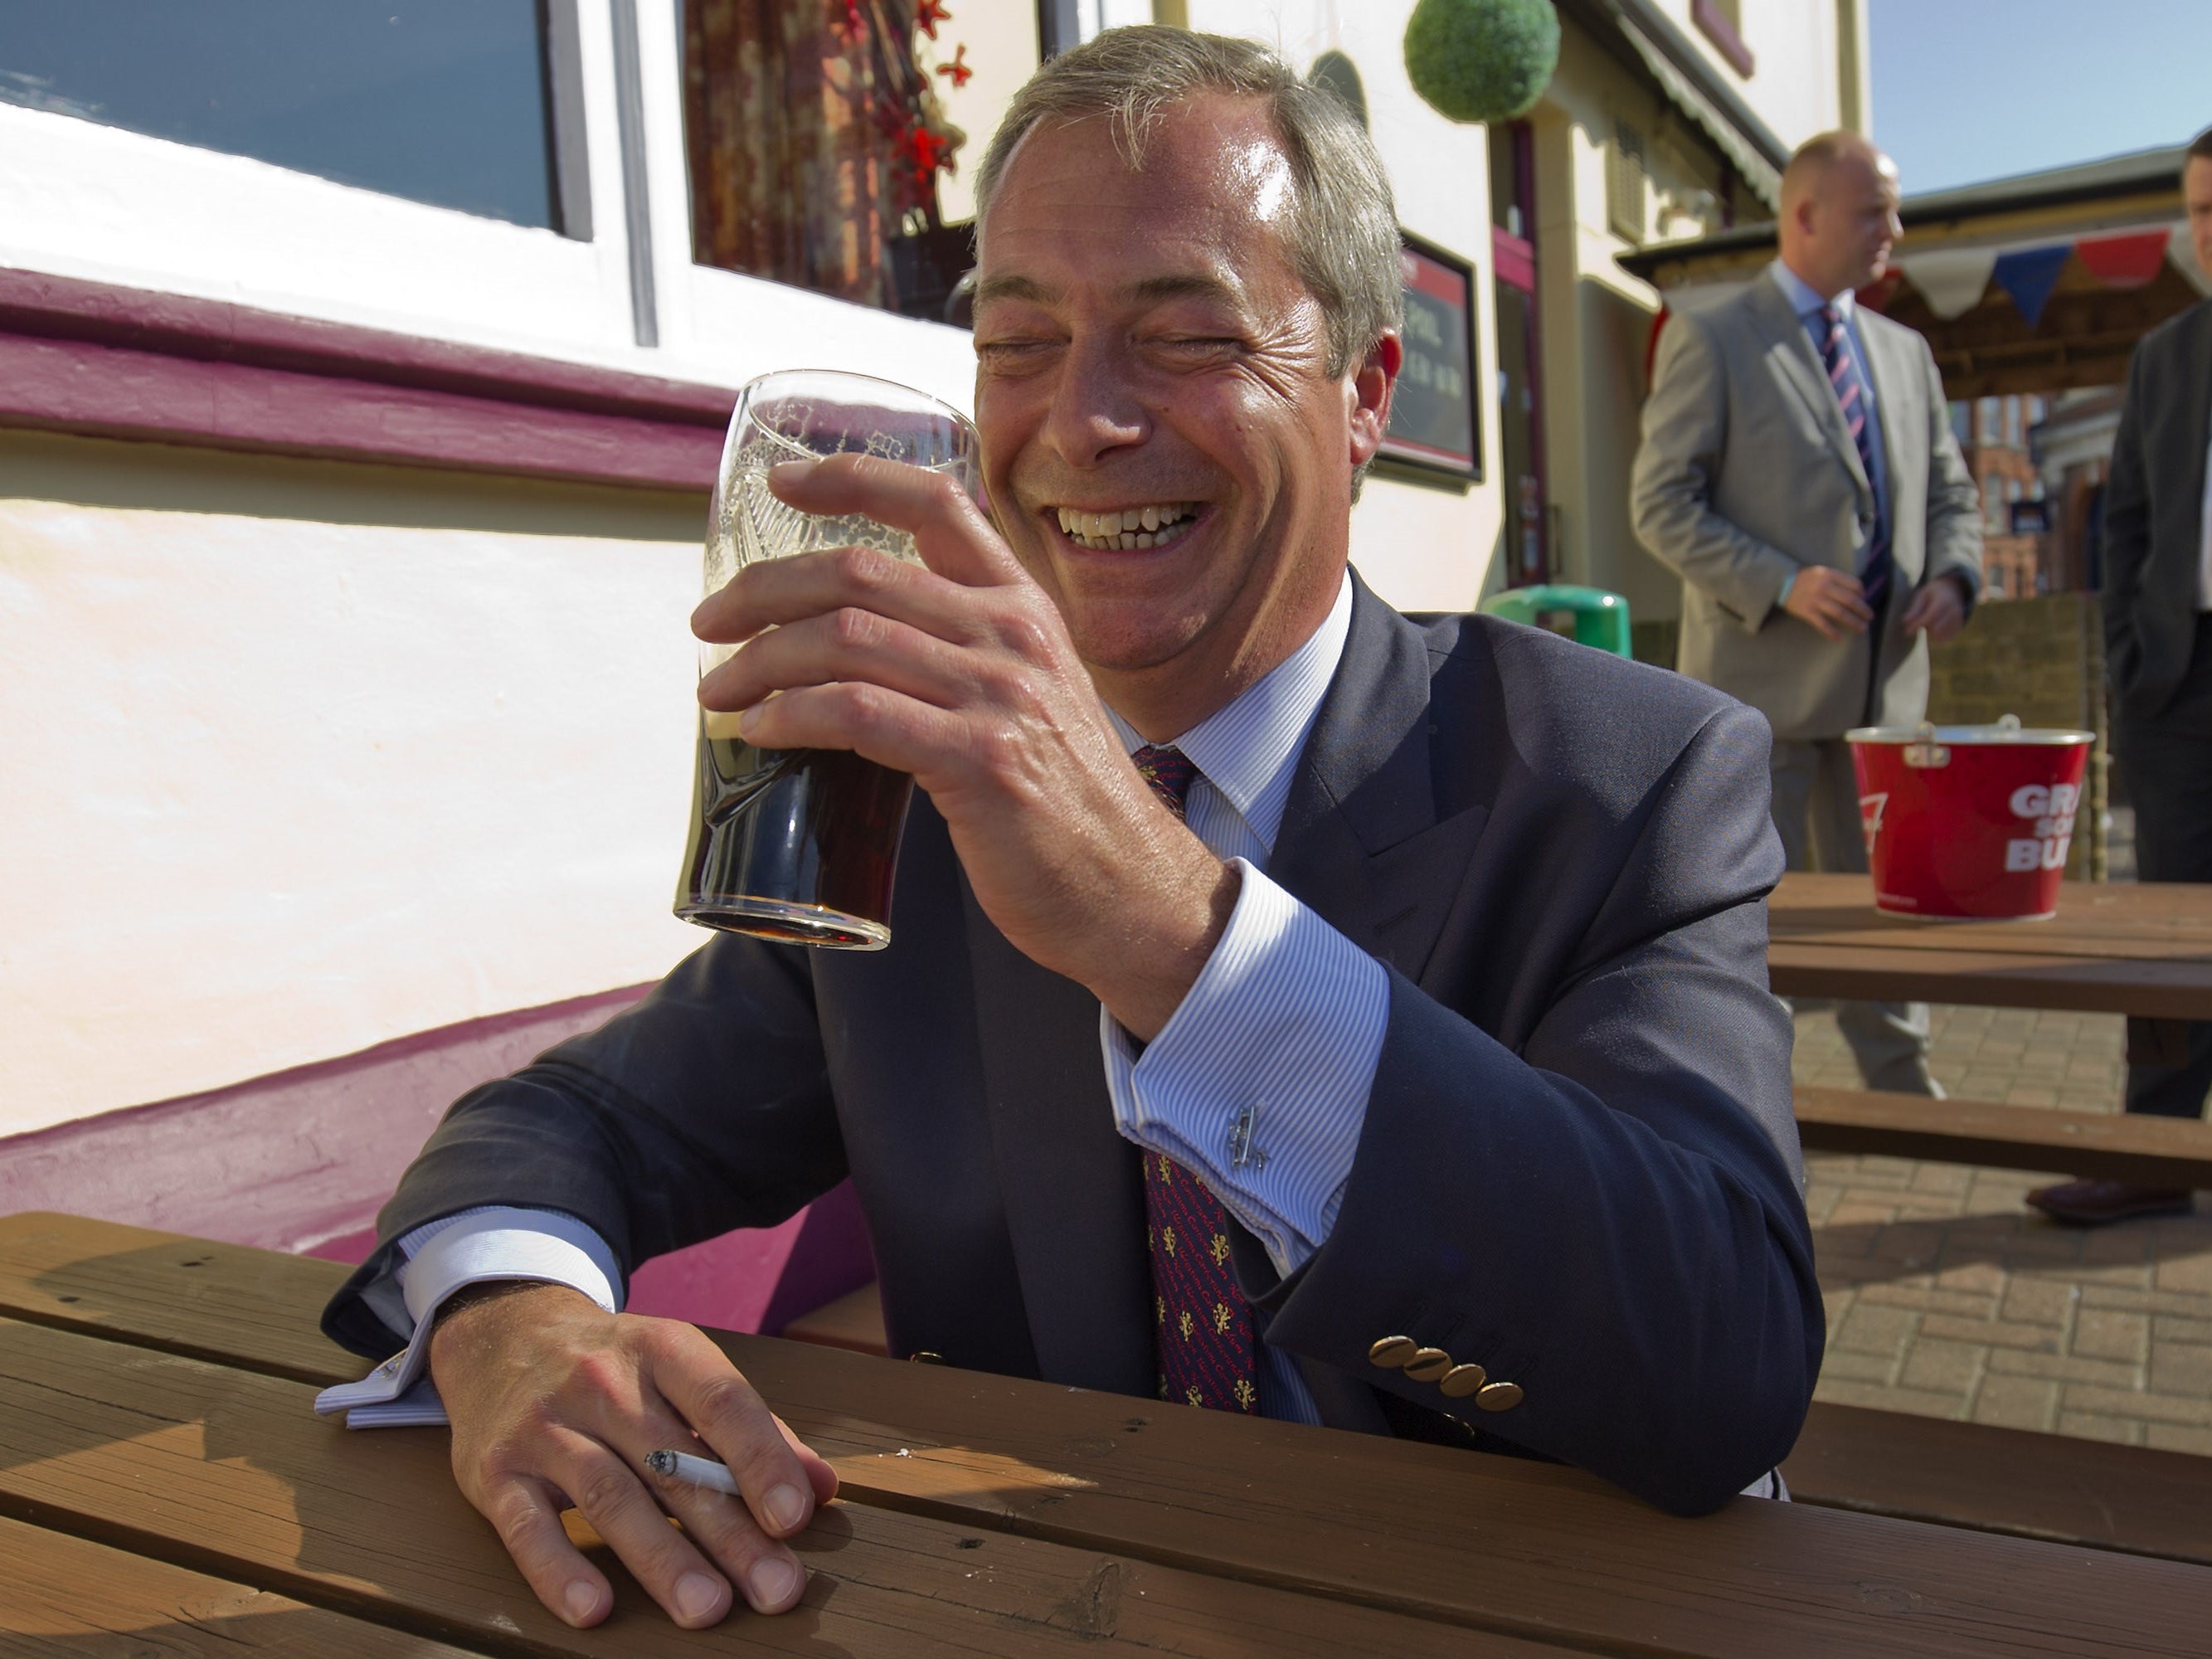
[313,1206,624,1427]
[1101,859,1389,1277]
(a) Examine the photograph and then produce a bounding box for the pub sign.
[1379,232,1481,480]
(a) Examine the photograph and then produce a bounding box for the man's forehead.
[975,100,1299,312]
[983,95,1292,234]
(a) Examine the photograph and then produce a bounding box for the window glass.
[683,0,980,323]
[0,2,560,230]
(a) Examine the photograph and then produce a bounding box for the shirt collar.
[1105,569,1354,852]
[1770,258,1855,324]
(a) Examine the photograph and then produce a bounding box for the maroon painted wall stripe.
[0,266,738,421]
[0,332,727,491]
[0,265,741,489]
[0,982,878,1337]
[0,985,654,1255]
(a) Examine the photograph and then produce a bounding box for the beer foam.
[702,708,751,741]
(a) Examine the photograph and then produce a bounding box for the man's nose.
[1040,338,1149,468]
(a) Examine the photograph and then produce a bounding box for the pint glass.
[675,369,982,949]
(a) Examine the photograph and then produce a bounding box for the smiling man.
[321,27,1821,1633]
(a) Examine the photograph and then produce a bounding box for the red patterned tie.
[1130,744,1259,1414]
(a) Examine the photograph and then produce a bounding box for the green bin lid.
[1480,584,1625,614]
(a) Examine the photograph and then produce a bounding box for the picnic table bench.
[1759,871,2212,1564]
[3,1209,2209,1656]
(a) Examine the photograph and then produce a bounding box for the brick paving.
[1796,1003,2212,1452]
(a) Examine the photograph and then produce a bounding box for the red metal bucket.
[1846,716,2093,920]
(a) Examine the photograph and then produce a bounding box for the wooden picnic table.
[1768,872,2212,1019]
[1,1210,2208,1656]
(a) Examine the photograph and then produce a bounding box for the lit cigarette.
[644,1448,740,1496]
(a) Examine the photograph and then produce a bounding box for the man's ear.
[1348,333,1403,466]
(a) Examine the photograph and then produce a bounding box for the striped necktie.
[1816,304,1894,612]
[1130,743,1259,1414]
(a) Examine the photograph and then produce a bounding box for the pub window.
[0,1,587,234]
[682,0,1000,324]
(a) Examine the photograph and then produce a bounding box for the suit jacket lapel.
[1270,577,1490,985]
[1744,279,1874,507]
[2182,308,2212,530]
[961,878,1155,1397]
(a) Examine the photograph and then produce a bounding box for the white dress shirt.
[318,573,1389,1429]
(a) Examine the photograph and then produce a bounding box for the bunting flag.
[1990,244,2073,328]
[2077,229,2176,289]
[1897,247,2000,319]
[1645,216,2210,365]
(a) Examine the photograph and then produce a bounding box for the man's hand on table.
[694,454,1239,1041]
[427,1282,838,1628]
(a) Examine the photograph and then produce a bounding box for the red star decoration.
[916,0,953,40]
[935,43,973,90]
[906,124,954,178]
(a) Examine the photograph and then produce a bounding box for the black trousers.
[2116,614,2212,1121]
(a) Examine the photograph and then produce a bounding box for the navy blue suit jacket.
[325,577,1821,1515]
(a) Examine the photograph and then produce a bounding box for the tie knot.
[1132,744,1199,820]
[1819,303,1844,338]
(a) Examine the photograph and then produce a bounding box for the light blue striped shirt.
[380,573,1387,1429]
[1100,573,1384,1423]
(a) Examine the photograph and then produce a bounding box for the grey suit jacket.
[2103,297,2212,718]
[1631,275,1983,740]
[323,579,1823,1516]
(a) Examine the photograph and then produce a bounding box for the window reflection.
[0,1,567,231]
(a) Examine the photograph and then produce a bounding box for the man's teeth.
[1053,503,1198,550]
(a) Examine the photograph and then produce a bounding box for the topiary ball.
[1404,0,1561,124]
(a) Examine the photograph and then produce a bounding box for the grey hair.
[973,26,1404,380]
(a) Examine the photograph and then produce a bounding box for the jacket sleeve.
[1256,702,1820,1516]
[322,932,847,1358]
[1630,310,1801,631]
[1918,341,1985,604]
[2100,340,2156,706]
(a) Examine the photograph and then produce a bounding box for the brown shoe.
[2025,1180,2195,1226]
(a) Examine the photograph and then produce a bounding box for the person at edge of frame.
[2029,124,2212,1227]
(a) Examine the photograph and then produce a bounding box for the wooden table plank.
[1768,941,2212,1018]
[0,1314,1553,1659]
[1783,1404,2212,1569]
[1772,873,2212,953]
[1794,1085,2212,1187]
[0,1212,359,1384]
[1767,873,2212,1017]
[0,1513,488,1656]
[5,1214,2210,1658]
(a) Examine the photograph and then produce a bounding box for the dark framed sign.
[1378,231,1481,481]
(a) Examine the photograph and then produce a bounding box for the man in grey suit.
[320,29,1820,1634]
[2029,128,2212,1226]
[1632,131,1984,1096]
